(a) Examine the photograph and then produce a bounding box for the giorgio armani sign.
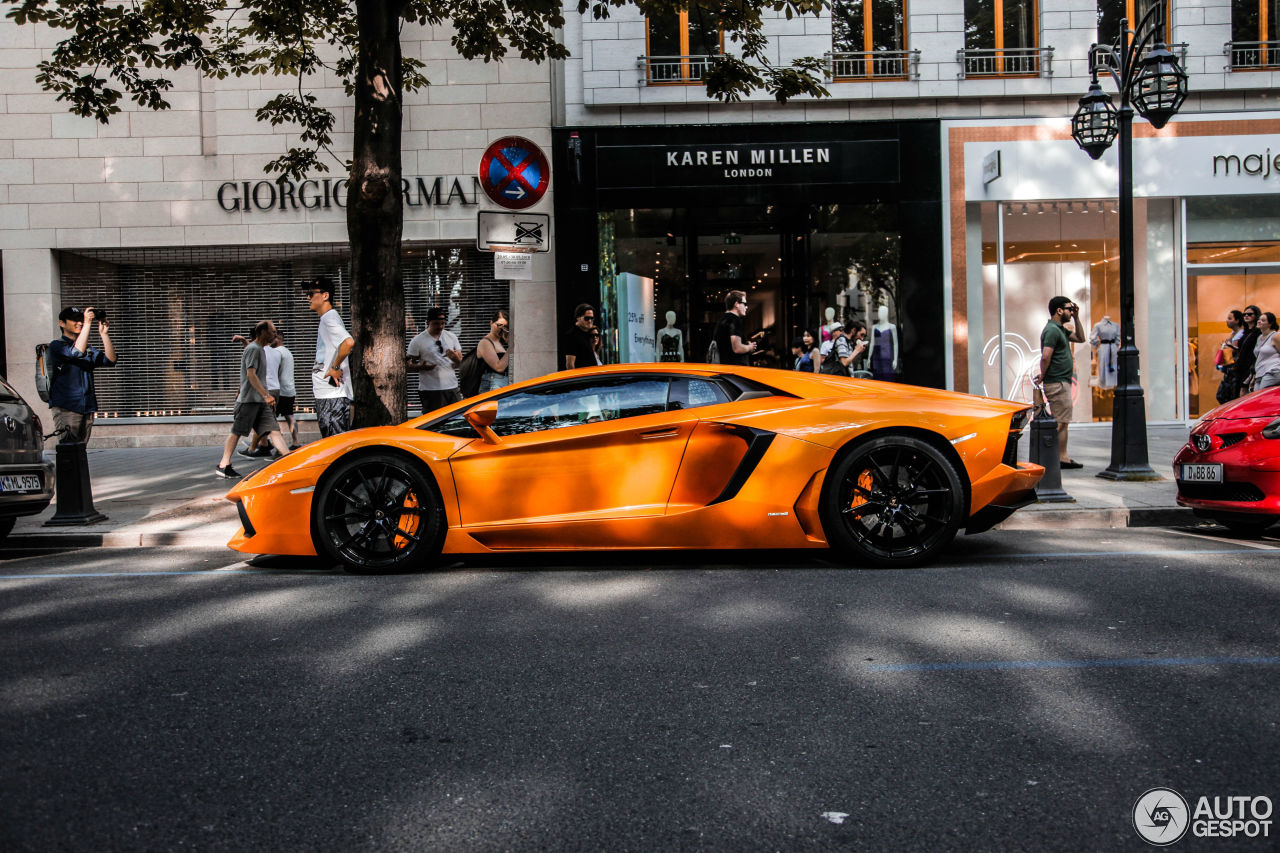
[596,140,899,191]
[216,176,481,212]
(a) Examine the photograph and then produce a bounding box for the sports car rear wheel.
[312,453,445,574]
[822,435,964,568]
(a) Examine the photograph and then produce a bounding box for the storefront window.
[597,204,902,375]
[1186,195,1280,416]
[975,198,1180,423]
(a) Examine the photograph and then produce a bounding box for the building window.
[1228,0,1280,69]
[1097,0,1170,46]
[961,0,1045,77]
[831,0,912,80]
[643,10,721,84]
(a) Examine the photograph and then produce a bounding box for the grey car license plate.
[1180,463,1223,483]
[0,474,42,493]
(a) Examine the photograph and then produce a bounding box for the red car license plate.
[1180,463,1222,483]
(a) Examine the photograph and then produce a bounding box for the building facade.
[554,0,1280,425]
[0,20,556,445]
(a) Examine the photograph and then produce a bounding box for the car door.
[447,375,698,527]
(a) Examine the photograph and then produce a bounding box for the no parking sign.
[478,137,550,210]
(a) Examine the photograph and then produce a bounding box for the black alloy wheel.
[821,435,965,568]
[312,453,445,573]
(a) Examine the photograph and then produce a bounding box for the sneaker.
[245,447,273,458]
[238,446,257,458]
[215,464,242,479]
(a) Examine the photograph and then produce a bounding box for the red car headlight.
[1263,418,1280,440]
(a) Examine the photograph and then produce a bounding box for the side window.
[669,377,731,410]
[427,377,672,438]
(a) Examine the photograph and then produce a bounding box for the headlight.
[1263,417,1280,439]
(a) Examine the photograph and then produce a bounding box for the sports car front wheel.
[821,435,965,568]
[312,453,445,574]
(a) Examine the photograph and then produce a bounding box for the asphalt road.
[2,528,1278,852]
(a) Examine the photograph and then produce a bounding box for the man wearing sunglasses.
[712,290,758,367]
[408,306,463,413]
[1233,305,1262,399]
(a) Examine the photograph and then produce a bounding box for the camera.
[94,308,108,322]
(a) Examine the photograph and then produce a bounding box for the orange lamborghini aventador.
[225,364,1043,572]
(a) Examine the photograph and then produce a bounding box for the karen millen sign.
[217,176,480,212]
[595,140,900,191]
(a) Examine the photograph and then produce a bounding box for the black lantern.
[1130,43,1188,129]
[1071,81,1119,160]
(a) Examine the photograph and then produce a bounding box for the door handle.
[640,428,680,439]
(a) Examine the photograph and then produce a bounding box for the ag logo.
[1134,788,1190,846]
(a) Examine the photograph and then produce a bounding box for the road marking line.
[1162,528,1280,550]
[868,656,1280,673]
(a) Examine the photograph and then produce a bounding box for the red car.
[1174,386,1280,535]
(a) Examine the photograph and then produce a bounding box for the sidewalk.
[8,425,1196,550]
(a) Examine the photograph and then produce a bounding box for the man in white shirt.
[302,276,355,438]
[407,306,463,413]
[272,331,299,448]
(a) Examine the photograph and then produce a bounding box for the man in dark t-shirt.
[564,303,598,370]
[1037,295,1086,469]
[712,290,757,366]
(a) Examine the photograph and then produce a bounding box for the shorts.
[1043,380,1073,425]
[50,407,94,444]
[316,397,351,438]
[231,401,279,438]
[275,395,296,418]
[419,387,463,414]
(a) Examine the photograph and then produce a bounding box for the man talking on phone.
[302,277,354,438]
[1037,295,1087,469]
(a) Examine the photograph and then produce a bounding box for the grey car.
[0,375,55,541]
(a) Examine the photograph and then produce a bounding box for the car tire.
[821,434,965,568]
[311,452,446,574]
[1214,515,1277,538]
[0,516,14,544]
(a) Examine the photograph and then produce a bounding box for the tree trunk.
[348,0,406,427]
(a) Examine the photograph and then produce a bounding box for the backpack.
[819,338,852,377]
[457,346,485,398]
[35,343,54,403]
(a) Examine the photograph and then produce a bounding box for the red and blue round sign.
[478,136,550,210]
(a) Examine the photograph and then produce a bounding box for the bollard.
[1029,404,1074,503]
[44,440,108,526]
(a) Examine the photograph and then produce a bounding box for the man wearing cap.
[407,306,463,413]
[302,276,355,437]
[48,306,117,444]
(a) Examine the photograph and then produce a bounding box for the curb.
[8,531,235,548]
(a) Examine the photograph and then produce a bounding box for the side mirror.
[464,402,501,444]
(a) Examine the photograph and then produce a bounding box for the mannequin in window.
[870,304,899,381]
[1090,315,1119,390]
[821,307,840,344]
[658,310,684,362]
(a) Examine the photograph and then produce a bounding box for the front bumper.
[0,459,56,519]
[225,465,321,557]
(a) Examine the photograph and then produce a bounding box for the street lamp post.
[1071,5,1187,481]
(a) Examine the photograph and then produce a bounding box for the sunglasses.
[435,340,444,352]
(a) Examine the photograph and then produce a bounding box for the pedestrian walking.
[48,305,117,444]
[564,303,597,370]
[1251,311,1280,391]
[303,277,354,437]
[216,320,291,478]
[408,306,463,413]
[1037,296,1086,469]
[711,290,757,366]
[1234,305,1262,397]
[272,330,299,448]
[1216,309,1245,403]
[477,309,512,392]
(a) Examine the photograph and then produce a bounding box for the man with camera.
[1038,296,1087,469]
[407,306,463,413]
[48,305,117,445]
